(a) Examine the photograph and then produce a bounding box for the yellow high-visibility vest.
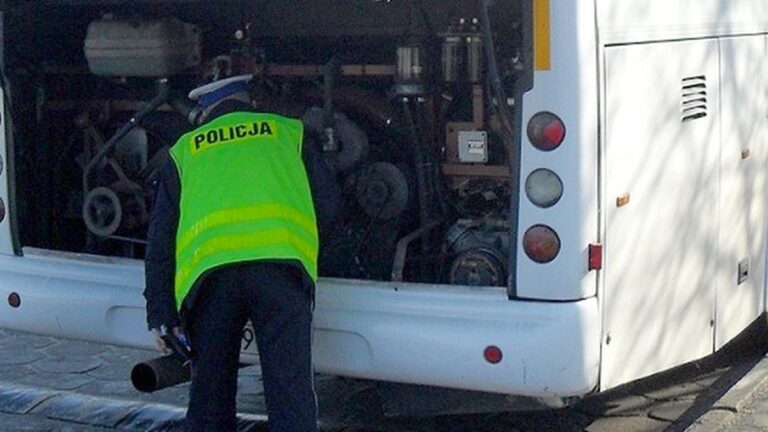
[169,111,318,311]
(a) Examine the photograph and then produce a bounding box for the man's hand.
[150,328,172,355]
[150,326,189,356]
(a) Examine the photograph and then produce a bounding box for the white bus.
[0,0,766,408]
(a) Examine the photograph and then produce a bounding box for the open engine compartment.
[2,0,530,287]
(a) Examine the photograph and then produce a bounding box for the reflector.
[589,243,603,271]
[8,292,20,308]
[484,345,503,364]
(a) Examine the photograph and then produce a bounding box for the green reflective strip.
[176,218,318,269]
[177,204,317,254]
[174,228,318,299]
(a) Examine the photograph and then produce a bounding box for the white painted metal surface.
[517,0,599,301]
[602,39,722,389]
[714,35,768,350]
[0,85,12,255]
[312,279,599,396]
[596,0,768,45]
[0,248,600,397]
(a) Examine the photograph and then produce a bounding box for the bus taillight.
[525,168,563,208]
[523,225,561,263]
[527,111,566,151]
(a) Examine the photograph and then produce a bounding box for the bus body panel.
[596,0,768,45]
[0,83,11,255]
[714,35,768,350]
[602,38,722,389]
[595,2,768,390]
[517,0,599,301]
[0,248,600,397]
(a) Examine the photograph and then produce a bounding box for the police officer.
[144,75,340,431]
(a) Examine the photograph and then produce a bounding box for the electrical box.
[458,131,489,163]
[85,17,201,77]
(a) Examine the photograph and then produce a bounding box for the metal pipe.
[131,352,191,393]
[478,1,525,299]
[131,354,250,393]
[391,220,442,282]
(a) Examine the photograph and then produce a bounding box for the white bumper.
[0,250,600,397]
[314,280,600,397]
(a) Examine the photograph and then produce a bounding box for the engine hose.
[415,101,449,218]
[304,86,404,137]
[168,98,195,124]
[479,0,523,297]
[401,98,431,272]
[82,79,169,194]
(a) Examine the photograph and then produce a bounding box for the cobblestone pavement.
[0,326,766,431]
[329,357,759,432]
[716,377,768,431]
[0,327,264,431]
[0,411,114,431]
[684,351,768,432]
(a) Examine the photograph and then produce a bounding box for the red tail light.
[523,225,561,263]
[527,111,566,151]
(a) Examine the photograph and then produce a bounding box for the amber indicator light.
[616,193,630,208]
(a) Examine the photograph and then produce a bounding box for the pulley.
[354,162,410,220]
[83,187,122,237]
[448,248,505,287]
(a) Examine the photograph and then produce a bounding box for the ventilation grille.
[681,75,707,122]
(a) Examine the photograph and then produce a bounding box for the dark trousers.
[185,262,317,432]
